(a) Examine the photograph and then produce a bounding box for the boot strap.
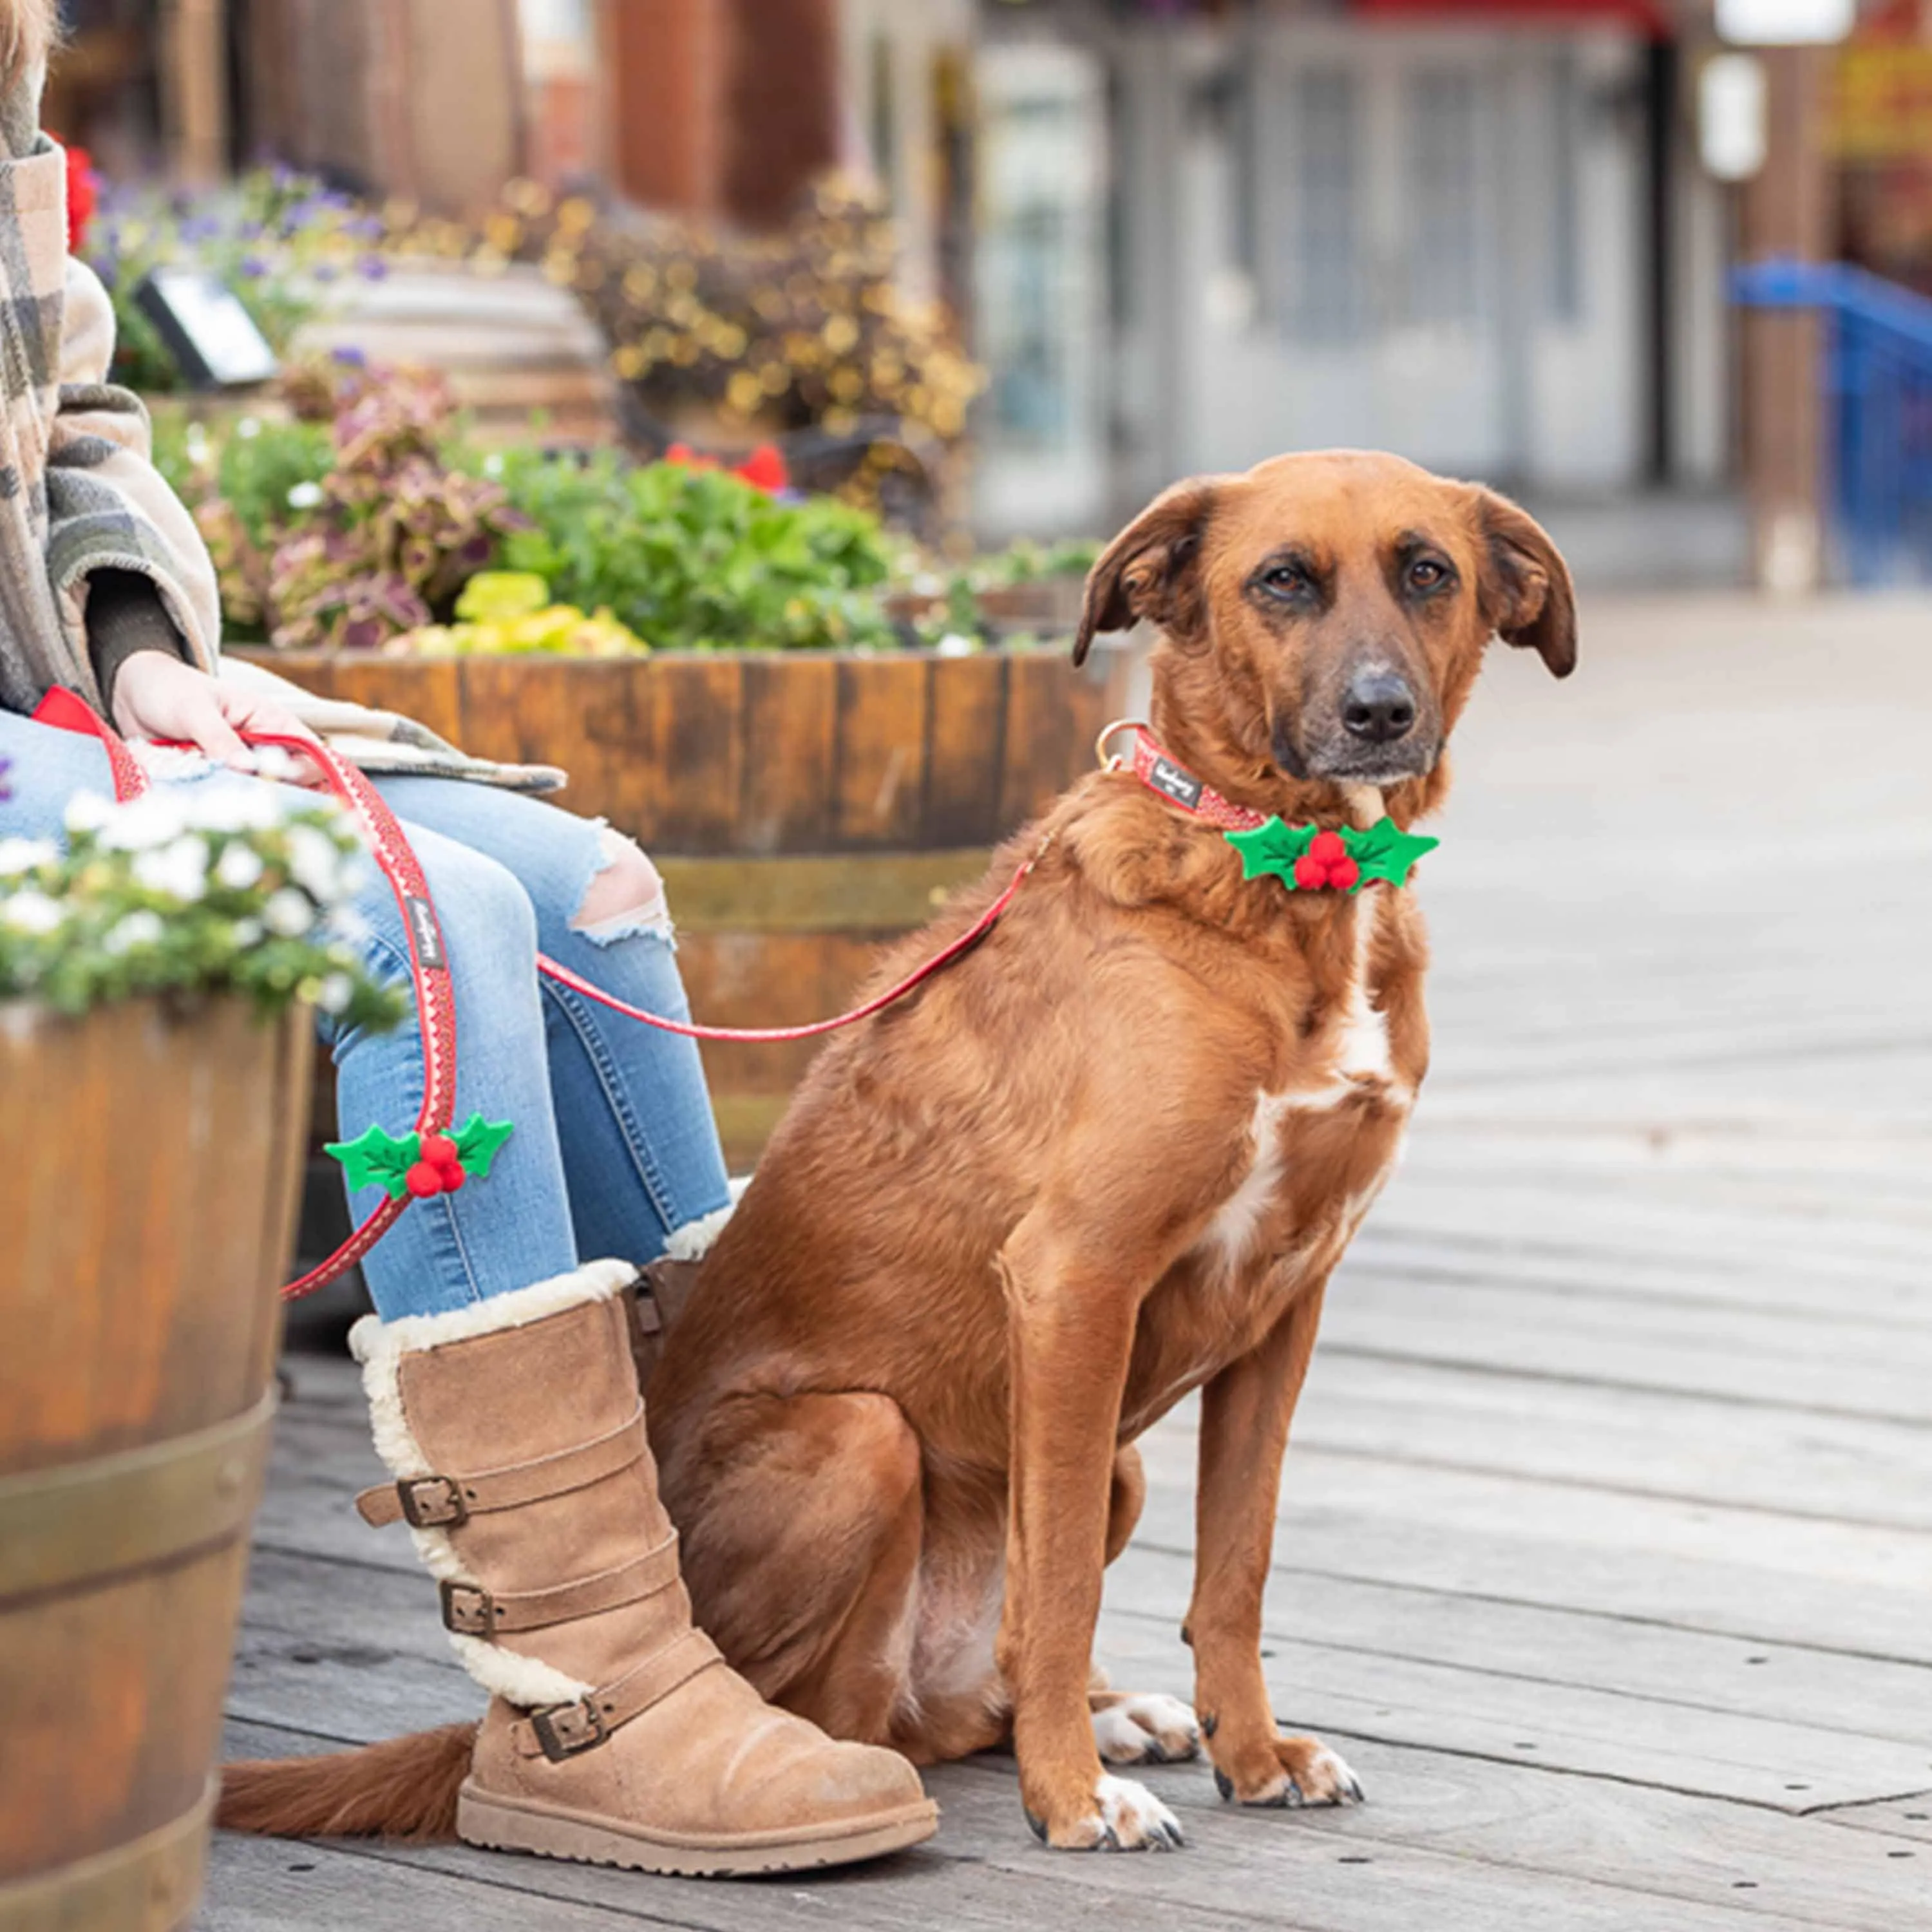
[513,1627,724,1763]
[439,1533,683,1637]
[355,1401,648,1528]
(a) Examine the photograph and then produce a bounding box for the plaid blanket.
[0,136,222,719]
[0,132,559,791]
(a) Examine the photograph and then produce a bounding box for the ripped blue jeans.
[0,710,732,1320]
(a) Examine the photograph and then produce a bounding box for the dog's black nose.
[1341,670,1417,744]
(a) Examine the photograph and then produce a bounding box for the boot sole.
[457,1781,940,1877]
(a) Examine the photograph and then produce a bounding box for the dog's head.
[1074,451,1574,811]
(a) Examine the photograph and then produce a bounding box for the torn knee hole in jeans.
[571,826,674,945]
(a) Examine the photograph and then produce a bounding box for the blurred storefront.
[969,0,1738,536]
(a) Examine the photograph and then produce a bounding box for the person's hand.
[110,653,322,781]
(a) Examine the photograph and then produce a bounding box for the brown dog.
[218,450,1573,1852]
[644,450,1575,1850]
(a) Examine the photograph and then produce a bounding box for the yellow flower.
[556,196,596,236]
[613,342,649,379]
[485,211,523,254]
[624,265,658,301]
[725,369,762,415]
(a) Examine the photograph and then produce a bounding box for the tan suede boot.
[350,1260,938,1875]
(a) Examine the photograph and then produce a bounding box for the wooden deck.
[209,594,1932,1931]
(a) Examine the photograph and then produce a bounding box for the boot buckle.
[530,1698,607,1761]
[439,1579,495,1636]
[397,1475,468,1527]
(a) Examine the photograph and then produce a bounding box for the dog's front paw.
[1092,1692,1202,1766]
[1026,1774,1186,1852]
[1212,1733,1364,1809]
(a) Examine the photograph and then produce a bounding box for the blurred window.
[1285,69,1361,343]
[1549,50,1583,325]
[1403,69,1483,328]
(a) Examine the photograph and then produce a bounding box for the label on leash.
[404,894,446,971]
[1148,757,1204,810]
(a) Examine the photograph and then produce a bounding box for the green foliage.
[0,788,404,1027]
[489,448,896,652]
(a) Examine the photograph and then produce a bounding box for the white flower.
[214,842,265,890]
[287,481,325,511]
[63,791,114,835]
[184,424,211,463]
[1,891,64,934]
[231,918,263,947]
[482,451,504,477]
[935,632,976,658]
[133,836,211,903]
[326,904,371,945]
[236,415,261,440]
[183,786,282,834]
[99,791,188,852]
[0,837,56,877]
[263,887,315,938]
[316,972,354,1015]
[103,910,165,954]
[285,824,342,902]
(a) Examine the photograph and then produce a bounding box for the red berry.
[1293,853,1327,890]
[420,1134,457,1166]
[438,1161,466,1194]
[405,1160,442,1199]
[1330,857,1361,891]
[1309,829,1347,865]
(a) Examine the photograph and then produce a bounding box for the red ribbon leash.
[30,695,1032,1295]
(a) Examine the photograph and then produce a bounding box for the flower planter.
[240,644,1133,1166]
[0,998,310,1930]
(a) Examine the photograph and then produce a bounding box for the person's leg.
[317,818,584,1318]
[0,708,116,838]
[371,778,732,1264]
[0,710,587,1320]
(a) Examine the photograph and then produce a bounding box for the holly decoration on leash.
[327,1115,516,1201]
[1226,817,1440,895]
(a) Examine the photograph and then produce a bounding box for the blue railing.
[1734,258,1932,585]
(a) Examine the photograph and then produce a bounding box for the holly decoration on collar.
[327,1114,516,1201]
[1225,817,1439,895]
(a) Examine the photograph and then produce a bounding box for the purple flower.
[238,218,265,242]
[313,262,339,283]
[240,254,268,278]
[180,214,220,243]
[357,254,388,282]
[331,345,369,368]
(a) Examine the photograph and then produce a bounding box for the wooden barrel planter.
[0,999,311,1931]
[242,645,1132,1168]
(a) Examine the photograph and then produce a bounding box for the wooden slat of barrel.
[0,998,310,1925]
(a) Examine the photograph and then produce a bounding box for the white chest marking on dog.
[1207,1088,1295,1265]
[1336,889,1393,1083]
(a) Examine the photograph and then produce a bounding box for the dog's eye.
[1407,559,1451,592]
[1259,564,1305,596]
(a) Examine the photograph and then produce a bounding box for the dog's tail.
[217,1723,478,1841]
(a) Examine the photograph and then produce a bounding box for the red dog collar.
[1095,719,1439,896]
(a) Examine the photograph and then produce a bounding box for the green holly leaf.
[451,1113,516,1179]
[1224,817,1320,889]
[1341,818,1439,891]
[326,1122,421,1199]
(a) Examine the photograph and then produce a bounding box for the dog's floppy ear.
[1074,477,1218,666]
[1473,489,1577,679]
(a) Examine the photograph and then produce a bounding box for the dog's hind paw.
[1092,1693,1202,1766]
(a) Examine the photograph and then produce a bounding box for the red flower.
[663,441,720,472]
[60,142,99,254]
[1293,829,1361,893]
[734,442,789,494]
